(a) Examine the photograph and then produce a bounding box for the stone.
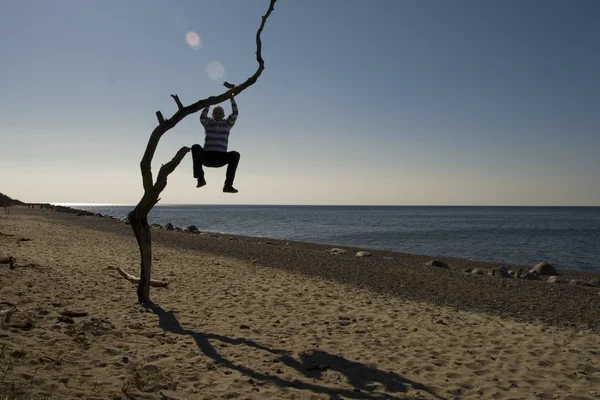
[532,262,558,276]
[355,251,372,258]
[488,268,512,278]
[471,268,485,275]
[426,260,449,268]
[165,223,175,230]
[521,271,540,281]
[327,248,347,255]
[513,269,525,279]
[547,276,562,284]
[186,225,199,232]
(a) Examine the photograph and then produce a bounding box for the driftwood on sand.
[115,266,169,288]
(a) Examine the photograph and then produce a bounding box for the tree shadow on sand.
[146,302,445,400]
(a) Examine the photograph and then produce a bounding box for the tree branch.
[170,94,183,110]
[137,0,277,194]
[154,146,191,195]
[129,0,278,304]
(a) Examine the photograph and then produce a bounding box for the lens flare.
[207,61,225,80]
[185,31,202,50]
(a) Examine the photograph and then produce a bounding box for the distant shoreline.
[35,203,600,273]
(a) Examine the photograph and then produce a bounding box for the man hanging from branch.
[125,0,277,304]
[191,92,240,193]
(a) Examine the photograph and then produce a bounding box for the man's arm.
[200,107,210,127]
[226,97,238,127]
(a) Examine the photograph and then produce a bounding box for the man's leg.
[191,145,207,187]
[223,151,240,193]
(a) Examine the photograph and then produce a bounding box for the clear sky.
[1,0,599,206]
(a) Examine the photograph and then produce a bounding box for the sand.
[1,207,599,399]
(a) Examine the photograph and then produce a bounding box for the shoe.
[223,185,238,193]
[197,178,207,188]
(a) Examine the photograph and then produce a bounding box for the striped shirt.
[200,99,238,152]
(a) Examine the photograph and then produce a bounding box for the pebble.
[327,248,347,255]
[426,260,449,268]
[521,271,540,281]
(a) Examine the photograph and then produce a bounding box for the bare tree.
[124,0,278,304]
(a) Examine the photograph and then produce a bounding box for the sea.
[63,205,600,273]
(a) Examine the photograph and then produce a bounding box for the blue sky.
[1,0,598,205]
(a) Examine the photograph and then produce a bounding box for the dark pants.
[191,144,240,186]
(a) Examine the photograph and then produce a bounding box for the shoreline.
[12,205,600,332]
[41,203,600,274]
[2,207,600,399]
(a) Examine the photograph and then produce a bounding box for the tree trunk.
[120,0,277,303]
[129,208,152,304]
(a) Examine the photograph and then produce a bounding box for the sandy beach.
[1,207,600,400]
